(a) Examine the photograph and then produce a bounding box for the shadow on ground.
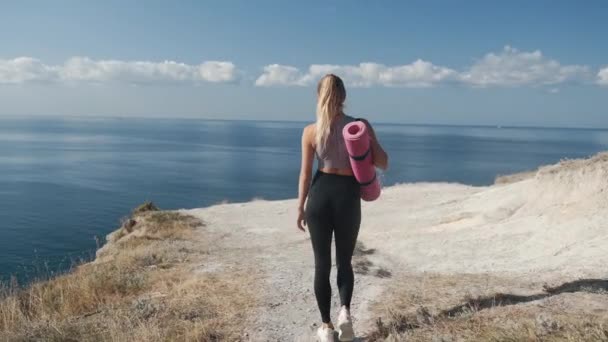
[366,278,608,340]
[443,278,608,317]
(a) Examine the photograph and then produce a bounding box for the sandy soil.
[182,152,608,341]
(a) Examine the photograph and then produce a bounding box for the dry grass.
[352,242,394,279]
[367,273,608,341]
[0,203,254,342]
[495,170,537,185]
[131,201,159,215]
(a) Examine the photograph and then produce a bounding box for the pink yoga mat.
[342,121,381,201]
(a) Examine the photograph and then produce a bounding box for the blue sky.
[1,0,607,127]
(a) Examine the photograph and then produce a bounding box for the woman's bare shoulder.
[358,118,376,131]
[357,117,372,125]
[303,123,316,136]
[301,123,316,144]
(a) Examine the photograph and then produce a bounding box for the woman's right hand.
[297,207,307,232]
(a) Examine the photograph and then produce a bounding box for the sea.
[2,116,608,283]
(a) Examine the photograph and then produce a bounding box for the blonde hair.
[315,74,346,150]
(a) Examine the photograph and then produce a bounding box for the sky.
[1,0,607,127]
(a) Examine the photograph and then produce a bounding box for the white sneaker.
[316,326,335,342]
[336,308,354,341]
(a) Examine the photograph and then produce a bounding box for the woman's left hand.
[297,208,307,232]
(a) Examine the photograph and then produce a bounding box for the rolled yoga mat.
[342,120,381,201]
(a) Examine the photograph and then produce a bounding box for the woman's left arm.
[297,125,314,231]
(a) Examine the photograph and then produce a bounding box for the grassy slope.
[0,203,254,342]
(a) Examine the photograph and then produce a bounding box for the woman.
[297,74,388,341]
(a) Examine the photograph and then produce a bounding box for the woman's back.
[315,114,357,171]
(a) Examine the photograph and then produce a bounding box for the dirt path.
[184,199,393,341]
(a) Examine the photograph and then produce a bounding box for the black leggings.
[306,170,361,323]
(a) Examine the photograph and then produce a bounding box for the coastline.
[2,153,608,340]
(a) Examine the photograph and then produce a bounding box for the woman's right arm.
[298,125,314,210]
[297,125,314,231]
[361,119,388,170]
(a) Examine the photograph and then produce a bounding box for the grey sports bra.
[315,114,357,170]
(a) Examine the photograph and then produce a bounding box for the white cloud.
[0,57,239,84]
[598,67,608,85]
[255,60,457,88]
[198,61,239,83]
[460,46,591,87]
[256,46,597,88]
[0,57,58,84]
[255,64,308,86]
[1,49,603,89]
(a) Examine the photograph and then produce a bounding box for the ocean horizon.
[5,114,608,131]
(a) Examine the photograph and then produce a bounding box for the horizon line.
[1,114,607,131]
